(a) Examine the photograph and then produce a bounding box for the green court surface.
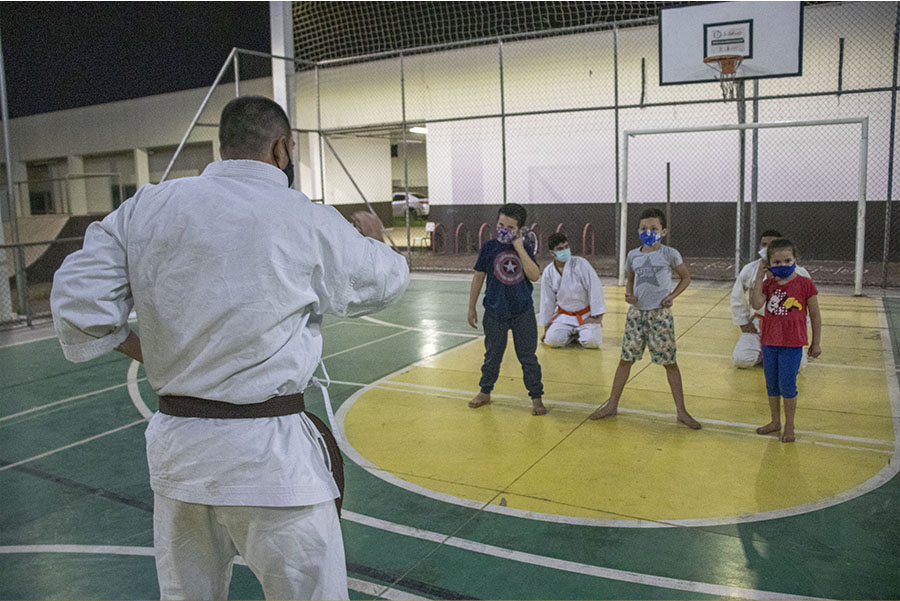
[1,275,898,600]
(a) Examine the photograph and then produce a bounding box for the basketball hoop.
[704,54,744,100]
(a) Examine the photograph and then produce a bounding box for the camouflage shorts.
[620,305,677,365]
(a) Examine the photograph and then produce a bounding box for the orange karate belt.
[548,305,592,327]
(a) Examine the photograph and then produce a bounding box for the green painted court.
[1,274,899,600]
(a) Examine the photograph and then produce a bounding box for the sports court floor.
[2,273,899,600]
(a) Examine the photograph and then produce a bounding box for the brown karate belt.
[158,393,345,517]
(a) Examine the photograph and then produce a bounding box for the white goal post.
[618,117,870,296]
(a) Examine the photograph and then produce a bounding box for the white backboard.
[659,1,802,85]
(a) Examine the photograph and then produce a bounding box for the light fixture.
[409,126,428,135]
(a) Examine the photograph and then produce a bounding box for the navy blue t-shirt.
[474,240,536,319]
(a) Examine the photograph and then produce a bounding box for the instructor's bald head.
[219,96,292,161]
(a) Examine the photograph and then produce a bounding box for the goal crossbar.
[618,117,870,295]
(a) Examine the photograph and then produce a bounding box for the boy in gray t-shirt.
[589,208,701,429]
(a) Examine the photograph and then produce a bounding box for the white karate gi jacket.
[731,259,811,326]
[51,160,409,506]
[538,256,606,327]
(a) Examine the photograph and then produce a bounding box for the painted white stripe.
[0,331,59,349]
[360,315,481,338]
[0,378,146,424]
[323,329,410,359]
[127,360,153,420]
[364,378,895,449]
[343,511,829,601]
[678,350,885,371]
[347,577,427,601]
[0,545,423,600]
[0,419,146,472]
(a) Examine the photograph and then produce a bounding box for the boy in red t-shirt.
[750,238,822,442]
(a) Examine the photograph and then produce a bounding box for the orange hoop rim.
[703,54,745,76]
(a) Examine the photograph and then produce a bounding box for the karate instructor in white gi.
[50,96,409,600]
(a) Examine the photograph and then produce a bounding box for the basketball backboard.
[659,1,803,86]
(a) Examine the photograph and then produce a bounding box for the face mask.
[554,248,571,263]
[769,264,796,279]
[639,230,661,247]
[759,247,768,260]
[280,141,294,188]
[496,226,514,244]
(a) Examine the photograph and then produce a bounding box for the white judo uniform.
[539,256,605,348]
[731,258,810,368]
[51,160,410,600]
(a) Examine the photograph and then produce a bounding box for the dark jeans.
[479,310,544,398]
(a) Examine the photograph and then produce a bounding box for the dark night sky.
[0,2,272,118]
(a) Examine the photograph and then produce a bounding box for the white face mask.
[758,247,768,260]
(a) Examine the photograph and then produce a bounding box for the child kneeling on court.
[589,207,701,429]
[467,203,546,416]
[750,238,822,442]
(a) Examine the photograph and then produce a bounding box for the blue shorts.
[761,345,803,398]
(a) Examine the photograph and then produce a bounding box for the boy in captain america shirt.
[467,203,546,415]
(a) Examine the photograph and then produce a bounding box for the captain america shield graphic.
[493,250,524,285]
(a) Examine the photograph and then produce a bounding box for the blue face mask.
[769,264,796,279]
[496,226,514,244]
[639,230,662,247]
[554,248,571,263]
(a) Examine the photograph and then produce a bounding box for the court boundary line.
[0,545,425,601]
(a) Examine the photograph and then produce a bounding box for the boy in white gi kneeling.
[539,232,606,349]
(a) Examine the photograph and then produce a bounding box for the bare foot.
[677,412,702,430]
[469,392,490,409]
[781,427,795,443]
[589,401,617,420]
[532,398,547,416]
[756,421,781,435]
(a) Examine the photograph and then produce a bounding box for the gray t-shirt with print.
[625,245,683,310]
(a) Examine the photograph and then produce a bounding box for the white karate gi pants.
[544,321,602,349]
[154,494,348,601]
[733,317,807,369]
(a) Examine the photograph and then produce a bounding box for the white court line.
[363,378,895,450]
[0,545,423,600]
[322,329,411,360]
[343,511,828,601]
[360,315,481,338]
[679,350,885,371]
[0,331,59,349]
[0,419,146,472]
[0,378,146,424]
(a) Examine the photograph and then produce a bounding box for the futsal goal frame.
[618,117,870,296]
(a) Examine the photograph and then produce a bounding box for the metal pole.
[400,52,411,262]
[749,79,759,259]
[854,118,868,296]
[499,38,507,204]
[613,24,621,277]
[618,133,629,286]
[316,66,325,203]
[321,135,399,250]
[666,162,671,247]
[736,80,746,278]
[882,3,899,288]
[233,52,240,97]
[161,47,237,183]
[0,27,27,320]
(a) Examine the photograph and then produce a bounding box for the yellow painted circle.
[344,297,896,525]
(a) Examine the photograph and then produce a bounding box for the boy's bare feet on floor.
[589,401,617,420]
[469,392,490,408]
[677,412,702,430]
[756,421,781,435]
[532,398,547,416]
[781,427,795,443]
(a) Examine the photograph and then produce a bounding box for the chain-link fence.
[292,1,899,287]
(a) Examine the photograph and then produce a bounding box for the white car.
[391,192,429,217]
